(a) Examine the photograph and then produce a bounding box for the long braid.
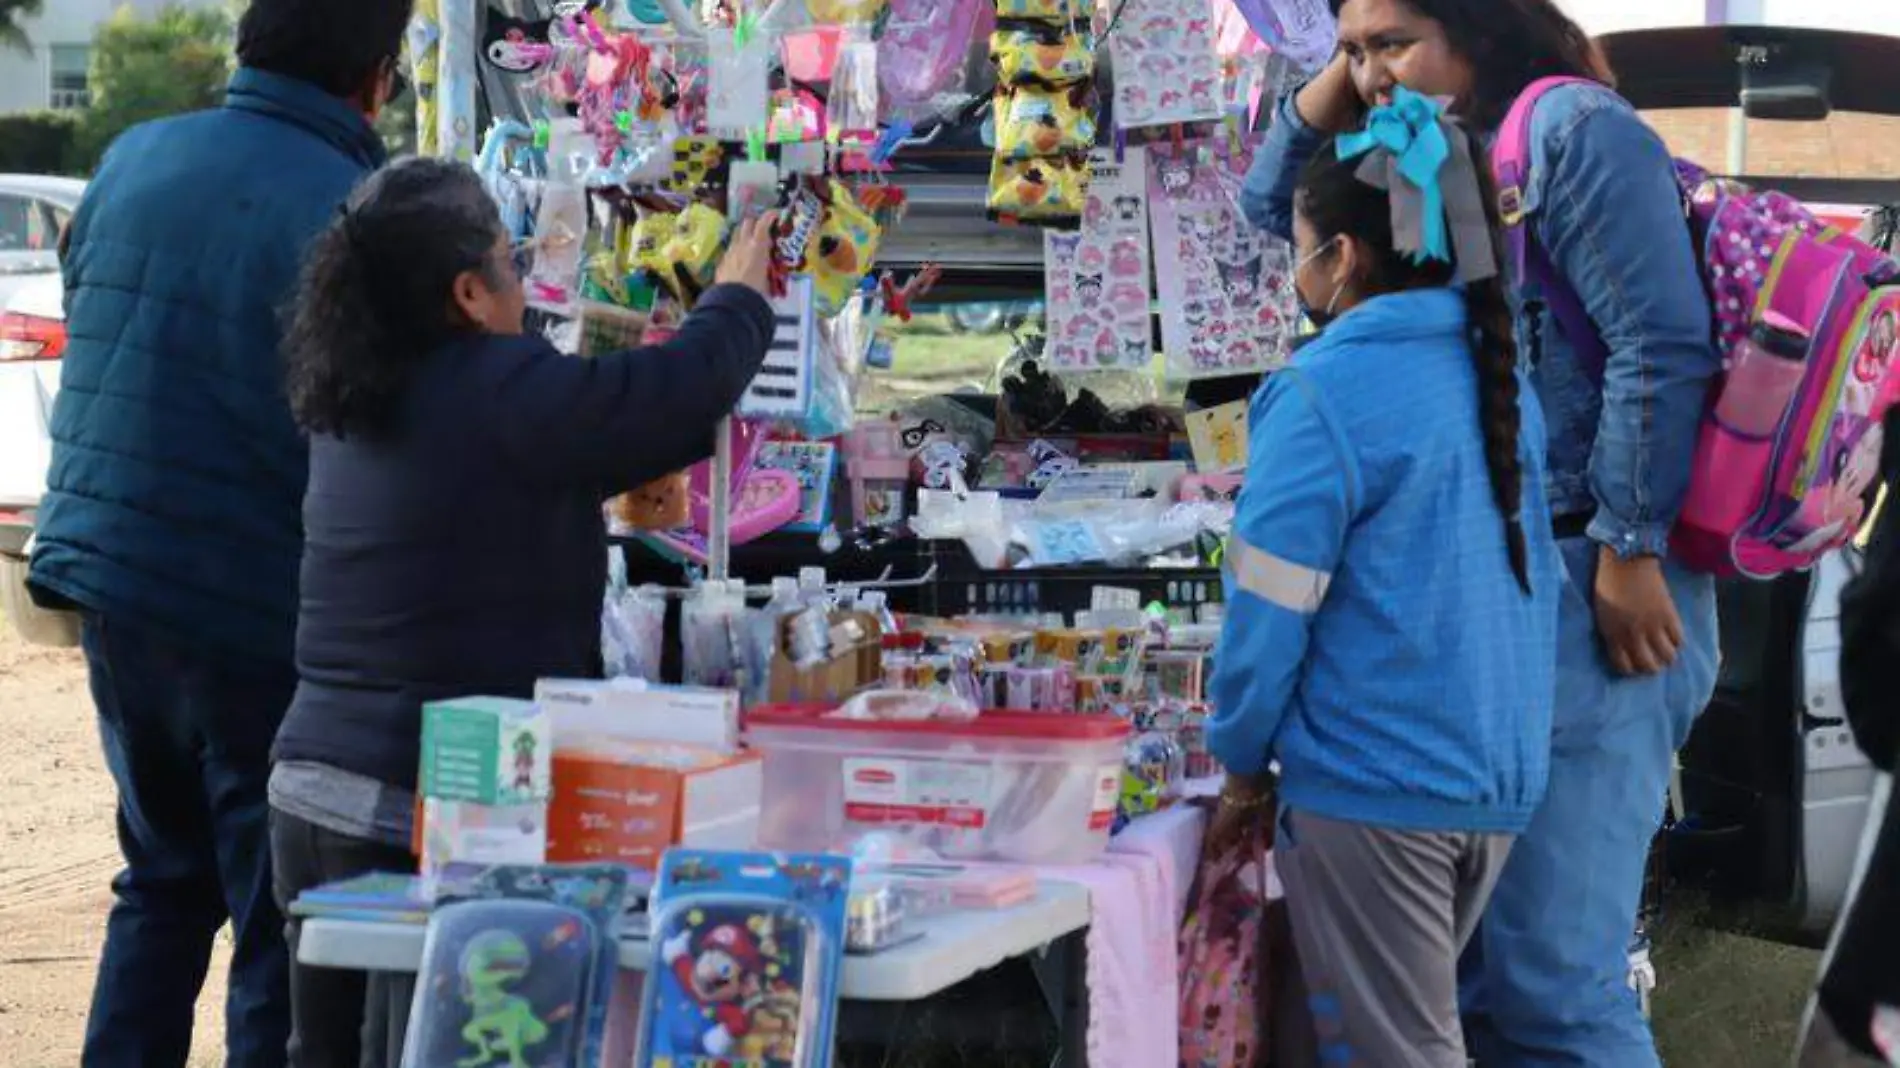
[1466,276,1532,594]
[1297,116,1532,593]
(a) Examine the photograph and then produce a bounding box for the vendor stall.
[287,0,1340,1064]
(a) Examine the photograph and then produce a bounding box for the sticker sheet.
[1043,146,1154,373]
[1107,0,1223,129]
[1147,136,1299,380]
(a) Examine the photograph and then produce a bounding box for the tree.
[73,5,234,171]
[0,0,42,56]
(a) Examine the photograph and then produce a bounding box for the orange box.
[546,747,763,870]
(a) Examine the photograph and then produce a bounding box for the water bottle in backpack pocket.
[1676,189,1900,577]
[1493,76,1900,579]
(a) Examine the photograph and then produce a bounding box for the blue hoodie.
[1207,288,1561,834]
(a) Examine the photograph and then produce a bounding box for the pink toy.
[846,419,911,527]
[782,27,845,83]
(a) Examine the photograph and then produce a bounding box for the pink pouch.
[1178,843,1269,1068]
[878,0,987,109]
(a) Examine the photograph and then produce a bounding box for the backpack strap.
[1492,75,1614,379]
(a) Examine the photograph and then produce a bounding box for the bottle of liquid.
[1714,313,1811,438]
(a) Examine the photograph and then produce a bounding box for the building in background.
[0,0,222,115]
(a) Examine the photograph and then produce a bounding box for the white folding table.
[296,878,1090,1002]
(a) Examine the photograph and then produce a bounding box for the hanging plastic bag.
[1179,835,1274,1068]
[879,0,987,120]
[602,583,668,682]
[824,31,882,148]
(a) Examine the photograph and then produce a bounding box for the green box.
[419,696,551,805]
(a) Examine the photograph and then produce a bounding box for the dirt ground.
[0,620,229,1067]
[0,611,1834,1068]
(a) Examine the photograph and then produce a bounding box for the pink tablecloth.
[1033,805,1208,1068]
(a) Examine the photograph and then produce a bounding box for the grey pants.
[1276,809,1514,1068]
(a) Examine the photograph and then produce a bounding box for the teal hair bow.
[1333,86,1496,282]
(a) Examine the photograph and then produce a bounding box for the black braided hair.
[1295,132,1531,594]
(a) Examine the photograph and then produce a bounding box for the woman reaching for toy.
[266,155,778,1067]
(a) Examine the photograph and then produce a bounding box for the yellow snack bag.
[992,0,1089,24]
[799,182,884,314]
[986,155,1089,224]
[990,29,1095,87]
[994,86,1097,160]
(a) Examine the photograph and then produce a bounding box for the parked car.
[946,299,1044,335]
[0,175,82,310]
[0,269,76,646]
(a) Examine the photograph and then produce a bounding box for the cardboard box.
[546,746,762,870]
[534,678,742,754]
[420,696,552,805]
[417,798,547,880]
[767,609,883,705]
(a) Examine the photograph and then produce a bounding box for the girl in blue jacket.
[1207,89,1559,1067]
[1240,5,1724,1065]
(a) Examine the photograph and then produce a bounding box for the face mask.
[1293,238,1344,329]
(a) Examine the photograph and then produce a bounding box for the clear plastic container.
[746,705,1131,864]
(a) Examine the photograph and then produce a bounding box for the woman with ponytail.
[1239,3,1724,1064]
[1206,88,1559,1067]
[269,156,778,1066]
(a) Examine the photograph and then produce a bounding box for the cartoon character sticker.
[1109,0,1222,129]
[1149,135,1298,379]
[1044,147,1153,373]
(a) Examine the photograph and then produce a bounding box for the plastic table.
[296,878,1090,1002]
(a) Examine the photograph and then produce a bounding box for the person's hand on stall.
[1593,549,1684,677]
[715,210,780,300]
[1294,51,1366,135]
[1203,771,1275,862]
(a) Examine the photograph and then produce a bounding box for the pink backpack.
[1494,76,1900,579]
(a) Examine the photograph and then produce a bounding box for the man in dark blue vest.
[28,2,411,1063]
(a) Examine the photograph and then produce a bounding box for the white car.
[0,195,76,646]
[0,175,82,310]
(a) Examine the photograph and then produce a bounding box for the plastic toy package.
[402,865,631,1068]
[634,850,852,1068]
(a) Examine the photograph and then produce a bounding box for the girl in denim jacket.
[1237,2,1724,1066]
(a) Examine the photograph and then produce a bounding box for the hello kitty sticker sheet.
[1044,146,1154,373]
[1147,136,1299,380]
[1108,0,1223,129]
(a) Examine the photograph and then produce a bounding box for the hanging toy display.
[985,0,1098,227]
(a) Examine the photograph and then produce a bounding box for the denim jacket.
[1241,84,1723,559]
